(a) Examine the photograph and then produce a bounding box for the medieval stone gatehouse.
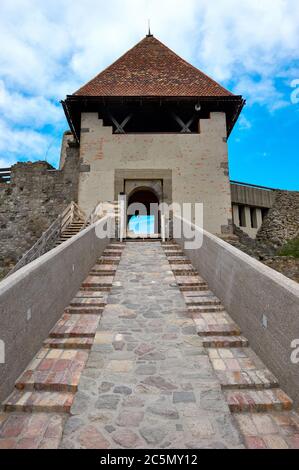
[61,33,245,235]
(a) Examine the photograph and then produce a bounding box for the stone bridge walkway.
[0,241,299,449]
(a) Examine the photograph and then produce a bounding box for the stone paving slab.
[15,349,89,393]
[50,313,100,338]
[60,242,244,449]
[0,413,65,449]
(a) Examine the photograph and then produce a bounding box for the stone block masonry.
[77,112,233,236]
[0,142,80,275]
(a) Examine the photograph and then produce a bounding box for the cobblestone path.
[60,242,243,449]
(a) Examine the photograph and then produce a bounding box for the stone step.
[180,285,209,292]
[171,265,198,275]
[44,337,94,350]
[194,311,241,336]
[49,313,99,338]
[234,411,299,449]
[89,271,116,277]
[15,349,88,393]
[208,348,279,390]
[3,390,74,413]
[82,276,113,289]
[74,290,109,299]
[90,264,117,273]
[185,294,222,306]
[80,286,111,292]
[70,297,106,308]
[165,250,185,256]
[166,257,191,264]
[188,304,225,313]
[202,336,249,348]
[98,258,120,265]
[62,231,80,235]
[0,412,64,449]
[225,389,293,413]
[65,306,104,315]
[176,276,207,286]
[103,249,123,255]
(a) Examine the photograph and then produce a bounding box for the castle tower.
[62,34,244,235]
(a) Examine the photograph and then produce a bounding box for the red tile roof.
[73,35,233,98]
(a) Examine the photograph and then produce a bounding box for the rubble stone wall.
[0,144,80,275]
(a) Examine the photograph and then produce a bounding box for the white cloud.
[238,115,252,130]
[0,0,298,167]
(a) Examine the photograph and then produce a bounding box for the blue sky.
[0,0,298,189]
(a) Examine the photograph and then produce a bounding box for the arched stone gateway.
[127,186,160,237]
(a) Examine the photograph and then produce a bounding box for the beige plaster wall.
[78,112,232,234]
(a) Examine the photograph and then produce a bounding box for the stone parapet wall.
[0,217,110,402]
[0,143,80,274]
[175,215,299,407]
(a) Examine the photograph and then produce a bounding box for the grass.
[277,237,299,258]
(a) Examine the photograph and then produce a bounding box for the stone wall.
[257,190,299,248]
[0,216,110,402]
[0,143,80,275]
[77,112,232,236]
[175,215,299,407]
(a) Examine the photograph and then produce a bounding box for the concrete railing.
[175,215,299,407]
[0,216,112,402]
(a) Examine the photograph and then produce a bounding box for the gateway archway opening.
[127,188,160,238]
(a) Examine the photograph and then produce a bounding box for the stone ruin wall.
[256,190,299,248]
[0,142,80,276]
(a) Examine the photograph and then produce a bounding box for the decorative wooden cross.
[109,113,132,133]
[172,113,194,133]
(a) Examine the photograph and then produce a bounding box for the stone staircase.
[162,240,299,449]
[55,220,85,246]
[0,242,124,448]
[1,239,298,449]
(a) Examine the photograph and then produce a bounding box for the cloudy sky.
[0,0,299,188]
